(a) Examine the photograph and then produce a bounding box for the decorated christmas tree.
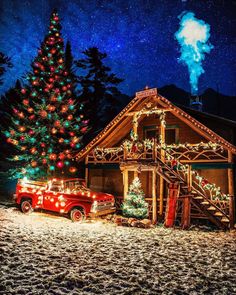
[122,177,149,219]
[4,10,88,179]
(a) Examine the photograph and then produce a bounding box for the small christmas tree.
[122,177,149,219]
[4,10,88,179]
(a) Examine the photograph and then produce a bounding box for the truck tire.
[70,208,84,223]
[21,200,33,214]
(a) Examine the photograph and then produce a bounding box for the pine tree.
[4,10,88,179]
[122,177,149,219]
[0,52,12,85]
[75,47,123,134]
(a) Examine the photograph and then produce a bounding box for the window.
[166,129,177,144]
[143,125,179,144]
[145,128,159,140]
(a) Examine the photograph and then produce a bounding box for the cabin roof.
[75,89,236,161]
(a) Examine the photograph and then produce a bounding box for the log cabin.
[75,88,236,229]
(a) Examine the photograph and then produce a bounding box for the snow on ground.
[0,205,236,295]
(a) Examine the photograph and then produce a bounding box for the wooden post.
[133,114,138,138]
[152,168,157,224]
[123,169,129,198]
[187,165,192,192]
[181,195,191,229]
[229,195,235,229]
[85,156,89,187]
[159,116,166,217]
[228,151,235,228]
[228,151,234,196]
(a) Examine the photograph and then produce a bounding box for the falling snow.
[0,205,236,295]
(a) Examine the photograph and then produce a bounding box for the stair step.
[221,217,230,223]
[207,206,216,211]
[201,201,210,205]
[214,212,223,217]
[194,196,203,199]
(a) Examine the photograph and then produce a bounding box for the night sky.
[0,0,235,96]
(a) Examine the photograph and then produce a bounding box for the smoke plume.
[175,11,213,95]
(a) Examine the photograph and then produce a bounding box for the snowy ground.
[0,205,236,295]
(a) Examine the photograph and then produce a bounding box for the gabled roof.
[75,89,236,161]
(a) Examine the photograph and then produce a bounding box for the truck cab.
[14,178,116,222]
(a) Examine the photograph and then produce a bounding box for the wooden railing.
[88,140,228,163]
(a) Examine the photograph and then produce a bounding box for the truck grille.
[96,201,114,211]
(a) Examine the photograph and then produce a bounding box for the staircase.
[156,157,230,229]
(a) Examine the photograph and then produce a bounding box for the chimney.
[190,95,203,111]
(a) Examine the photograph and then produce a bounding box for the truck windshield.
[64,181,90,193]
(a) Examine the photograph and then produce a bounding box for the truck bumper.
[89,207,116,218]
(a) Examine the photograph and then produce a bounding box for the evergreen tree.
[75,47,123,134]
[122,177,149,219]
[4,10,88,179]
[0,52,12,85]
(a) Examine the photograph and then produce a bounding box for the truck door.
[43,181,63,212]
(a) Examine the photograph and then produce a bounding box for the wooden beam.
[126,108,171,116]
[152,169,157,224]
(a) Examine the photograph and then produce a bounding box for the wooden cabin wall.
[138,112,207,143]
[88,167,123,196]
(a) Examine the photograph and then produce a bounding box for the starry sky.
[0,0,235,96]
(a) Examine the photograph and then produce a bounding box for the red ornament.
[56,161,64,168]
[59,153,65,160]
[70,143,75,148]
[44,88,49,92]
[69,132,75,136]
[28,130,34,135]
[49,153,57,160]
[42,159,47,164]
[23,99,29,105]
[31,161,37,167]
[69,167,77,173]
[21,88,26,94]
[20,136,25,141]
[67,115,73,120]
[41,143,46,148]
[62,86,67,91]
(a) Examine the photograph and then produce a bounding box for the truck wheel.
[70,208,84,223]
[21,200,33,214]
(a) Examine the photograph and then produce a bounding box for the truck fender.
[17,194,33,205]
[65,202,89,216]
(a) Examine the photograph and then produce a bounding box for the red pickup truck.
[14,178,116,222]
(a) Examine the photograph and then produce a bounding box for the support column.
[228,151,234,196]
[123,169,129,198]
[181,195,191,229]
[159,113,166,217]
[152,168,157,224]
[228,151,235,228]
[85,156,89,187]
